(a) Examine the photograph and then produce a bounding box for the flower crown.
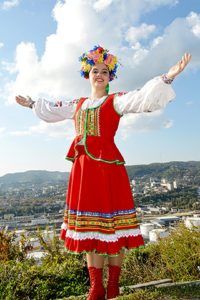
[79,45,118,81]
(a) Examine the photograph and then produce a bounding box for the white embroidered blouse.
[33,76,176,122]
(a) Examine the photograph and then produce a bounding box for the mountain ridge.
[0,170,69,185]
[1,161,200,185]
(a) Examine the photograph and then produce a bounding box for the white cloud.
[151,36,163,48]
[1,0,20,10]
[3,1,200,136]
[124,22,157,66]
[10,129,29,136]
[132,46,149,65]
[0,42,4,48]
[0,127,6,137]
[10,120,75,139]
[185,101,193,106]
[146,0,178,6]
[1,61,17,74]
[119,111,173,139]
[187,12,200,38]
[163,119,173,128]
[93,0,113,11]
[126,23,156,44]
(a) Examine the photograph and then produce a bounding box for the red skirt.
[60,145,144,255]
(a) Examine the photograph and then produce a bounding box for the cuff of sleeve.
[29,100,35,109]
[161,74,174,84]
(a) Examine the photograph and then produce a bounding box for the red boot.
[106,265,121,299]
[87,267,106,300]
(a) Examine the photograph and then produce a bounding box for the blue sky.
[0,0,200,176]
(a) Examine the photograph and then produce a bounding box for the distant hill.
[126,161,200,181]
[1,161,200,186]
[0,170,69,186]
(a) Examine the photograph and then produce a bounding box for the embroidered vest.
[66,94,125,164]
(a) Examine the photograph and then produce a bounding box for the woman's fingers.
[181,53,192,69]
[175,53,191,75]
[15,95,22,104]
[166,53,191,79]
[15,95,30,107]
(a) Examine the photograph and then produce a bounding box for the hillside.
[1,161,200,186]
[126,161,200,182]
[0,170,69,186]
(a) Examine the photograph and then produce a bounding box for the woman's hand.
[15,95,35,108]
[166,53,192,79]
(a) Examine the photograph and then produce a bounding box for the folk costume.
[33,46,176,257]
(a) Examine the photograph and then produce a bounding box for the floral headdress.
[79,45,118,81]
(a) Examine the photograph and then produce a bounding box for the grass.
[118,284,200,300]
[62,284,200,300]
[121,223,200,285]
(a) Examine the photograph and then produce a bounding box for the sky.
[0,0,200,177]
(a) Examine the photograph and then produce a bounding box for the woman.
[16,46,191,300]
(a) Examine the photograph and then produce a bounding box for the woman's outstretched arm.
[166,53,191,80]
[15,96,79,122]
[114,53,192,115]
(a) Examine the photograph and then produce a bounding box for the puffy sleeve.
[33,98,79,122]
[114,76,176,115]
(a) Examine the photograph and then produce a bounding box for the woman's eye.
[92,70,108,75]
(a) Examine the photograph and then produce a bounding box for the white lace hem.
[61,222,68,230]
[65,228,142,242]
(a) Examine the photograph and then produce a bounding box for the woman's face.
[89,63,110,89]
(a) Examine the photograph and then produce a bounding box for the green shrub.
[0,256,88,300]
[121,224,200,285]
[0,228,88,299]
[1,224,200,299]
[0,229,26,262]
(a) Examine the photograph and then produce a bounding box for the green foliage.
[118,285,200,300]
[1,224,200,299]
[118,289,162,300]
[0,229,26,262]
[121,224,200,285]
[136,187,198,209]
[35,227,64,263]
[159,284,200,299]
[0,258,88,300]
[126,161,200,183]
[0,228,88,299]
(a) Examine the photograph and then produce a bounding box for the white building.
[140,223,155,239]
[153,216,180,227]
[31,217,49,225]
[149,229,169,242]
[184,216,200,229]
[4,214,15,220]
